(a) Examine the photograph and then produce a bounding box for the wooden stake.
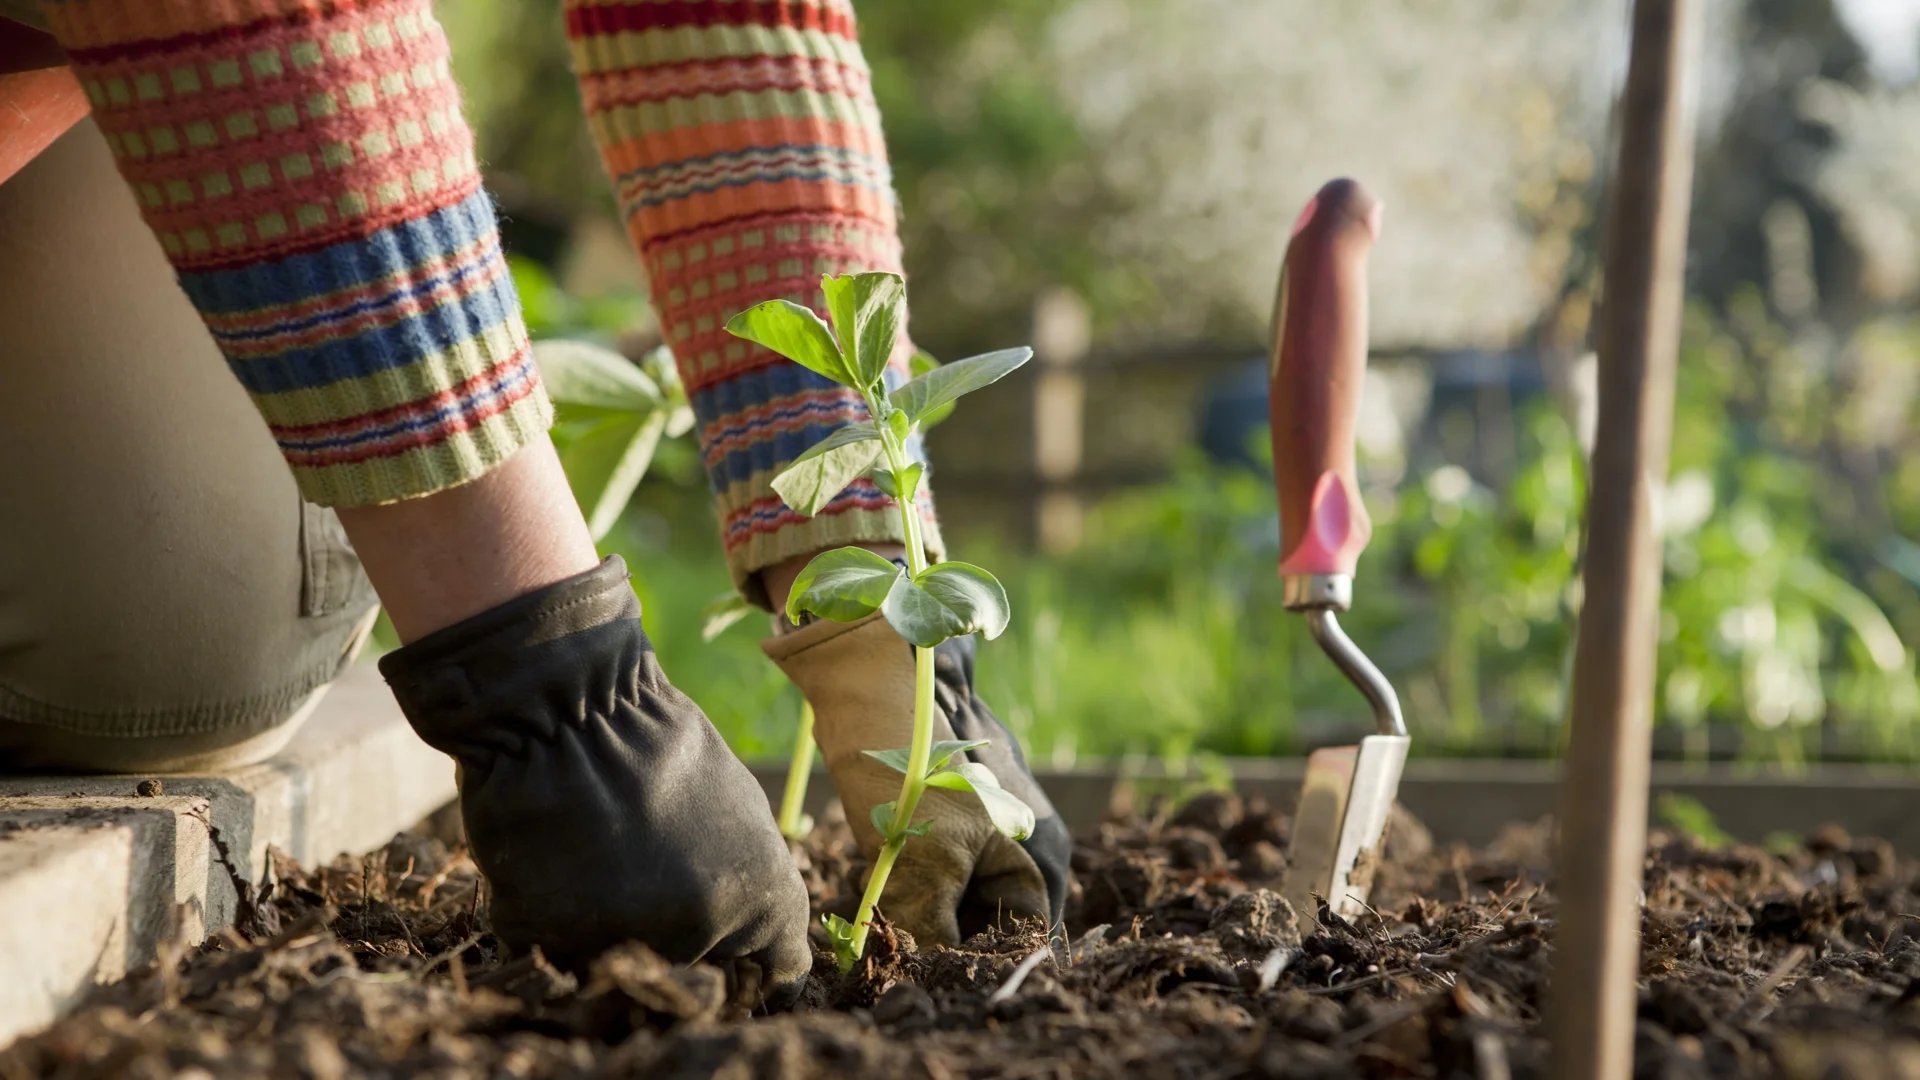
[1548,3,1700,1079]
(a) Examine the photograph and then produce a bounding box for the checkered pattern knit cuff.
[41,0,551,508]
[564,0,943,602]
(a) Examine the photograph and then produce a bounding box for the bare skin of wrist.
[763,542,908,617]
[335,439,602,644]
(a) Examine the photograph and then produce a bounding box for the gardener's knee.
[0,119,380,774]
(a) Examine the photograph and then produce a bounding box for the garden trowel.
[1269,178,1409,920]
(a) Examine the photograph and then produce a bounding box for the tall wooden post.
[1548,2,1701,1079]
[1033,288,1091,554]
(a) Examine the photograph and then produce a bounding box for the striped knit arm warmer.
[565,0,943,601]
[39,0,550,508]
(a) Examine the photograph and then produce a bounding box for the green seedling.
[726,271,1035,969]
[703,592,817,839]
[532,340,694,542]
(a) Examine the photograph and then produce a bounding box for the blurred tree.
[851,0,1142,356]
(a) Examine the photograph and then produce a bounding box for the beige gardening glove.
[764,613,1071,947]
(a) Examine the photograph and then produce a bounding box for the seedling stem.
[725,272,1036,969]
[776,700,817,839]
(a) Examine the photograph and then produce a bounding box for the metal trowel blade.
[1283,733,1411,919]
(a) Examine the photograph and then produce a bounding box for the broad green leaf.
[556,410,669,542]
[864,737,988,777]
[534,339,663,412]
[863,747,913,774]
[725,300,852,386]
[926,738,990,771]
[924,762,1035,841]
[881,577,972,647]
[788,547,905,624]
[701,593,753,642]
[887,409,911,442]
[789,421,880,467]
[774,439,885,517]
[907,351,957,429]
[822,272,905,387]
[903,819,935,837]
[822,913,859,971]
[889,347,1032,424]
[916,561,1011,640]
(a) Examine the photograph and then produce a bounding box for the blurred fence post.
[1033,288,1091,553]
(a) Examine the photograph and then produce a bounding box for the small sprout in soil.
[727,272,1035,969]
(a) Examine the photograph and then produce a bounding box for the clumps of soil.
[9,794,1920,1078]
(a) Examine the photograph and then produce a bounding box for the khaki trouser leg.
[0,119,379,773]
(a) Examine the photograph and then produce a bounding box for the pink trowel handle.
[1268,178,1382,581]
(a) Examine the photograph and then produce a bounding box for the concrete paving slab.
[0,661,454,1046]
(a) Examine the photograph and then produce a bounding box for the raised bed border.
[751,757,1920,852]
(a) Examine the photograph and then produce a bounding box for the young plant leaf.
[926,738,990,772]
[822,913,860,972]
[880,577,973,648]
[700,592,754,642]
[871,800,900,836]
[864,737,988,776]
[788,547,905,624]
[533,339,664,413]
[889,346,1032,424]
[868,462,925,502]
[725,300,852,386]
[906,351,957,428]
[821,272,905,387]
[925,762,1036,841]
[866,800,934,839]
[915,562,1012,640]
[863,747,914,774]
[898,462,925,501]
[887,409,912,442]
[772,424,885,516]
[790,421,880,465]
[554,409,670,542]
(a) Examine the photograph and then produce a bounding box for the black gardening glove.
[933,633,1073,935]
[380,556,811,1006]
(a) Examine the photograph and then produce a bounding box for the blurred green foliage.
[404,0,1920,767]
[583,313,1920,768]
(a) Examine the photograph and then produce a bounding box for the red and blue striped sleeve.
[39,0,550,507]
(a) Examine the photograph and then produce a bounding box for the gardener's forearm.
[40,0,550,509]
[335,440,599,643]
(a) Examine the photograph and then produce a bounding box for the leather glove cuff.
[379,555,644,761]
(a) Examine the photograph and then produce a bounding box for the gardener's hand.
[765,614,1072,947]
[380,556,812,1007]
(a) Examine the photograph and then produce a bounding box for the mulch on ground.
[7,790,1920,1078]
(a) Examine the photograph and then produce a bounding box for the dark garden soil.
[8,792,1920,1079]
